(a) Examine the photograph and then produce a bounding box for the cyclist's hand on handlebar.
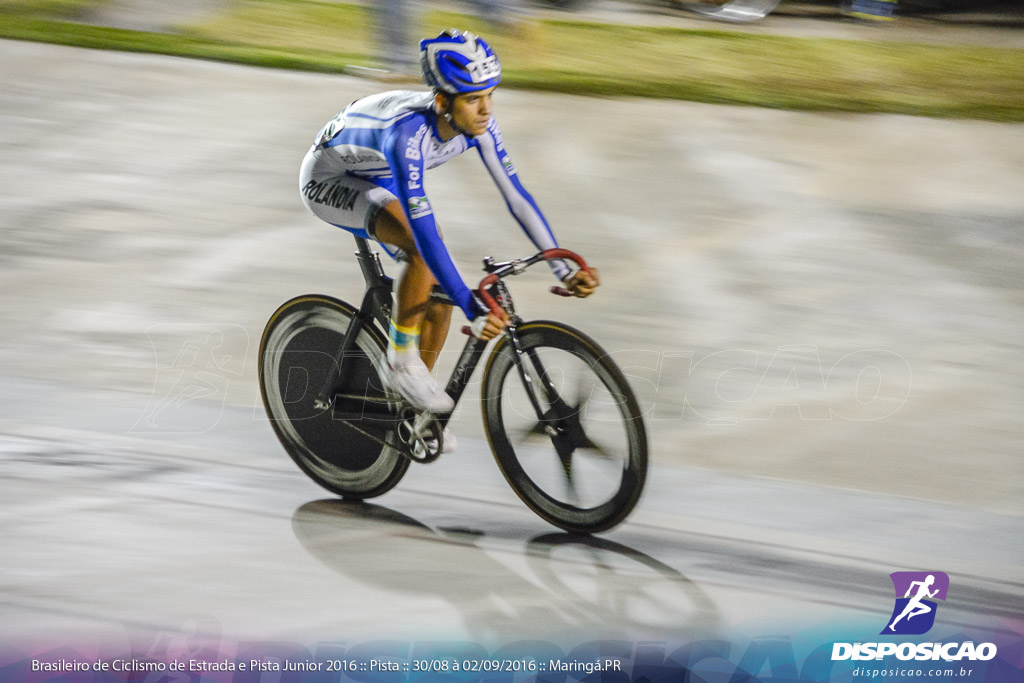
[564,268,601,298]
[469,309,510,340]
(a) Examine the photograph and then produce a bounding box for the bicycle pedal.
[411,412,439,439]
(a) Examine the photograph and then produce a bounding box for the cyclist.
[300,29,599,447]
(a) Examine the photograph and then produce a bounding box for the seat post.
[352,235,394,332]
[353,235,387,289]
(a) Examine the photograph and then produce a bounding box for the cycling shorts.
[299,145,397,244]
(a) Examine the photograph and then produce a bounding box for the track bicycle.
[258,237,648,533]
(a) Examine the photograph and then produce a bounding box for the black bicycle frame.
[318,237,575,443]
[316,237,492,429]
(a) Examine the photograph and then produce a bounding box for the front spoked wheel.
[482,321,648,533]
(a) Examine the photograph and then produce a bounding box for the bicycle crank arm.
[328,394,401,423]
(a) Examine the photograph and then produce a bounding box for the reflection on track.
[1,421,1020,644]
[291,500,720,643]
[524,533,718,633]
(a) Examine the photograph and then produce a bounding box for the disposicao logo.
[882,571,948,635]
[831,571,998,662]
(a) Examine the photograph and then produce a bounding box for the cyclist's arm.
[386,120,484,320]
[474,118,572,282]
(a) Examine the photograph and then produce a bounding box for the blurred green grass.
[0,0,99,13]
[2,0,1023,121]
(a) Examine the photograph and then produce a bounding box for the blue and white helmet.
[419,29,502,95]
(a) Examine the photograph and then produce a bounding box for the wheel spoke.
[522,421,549,440]
[572,369,592,417]
[574,436,616,461]
[560,462,580,504]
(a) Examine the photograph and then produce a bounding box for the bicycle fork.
[504,325,585,483]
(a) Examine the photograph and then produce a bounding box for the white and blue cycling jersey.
[308,90,567,319]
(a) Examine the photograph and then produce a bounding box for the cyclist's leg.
[371,201,450,372]
[370,201,454,414]
[420,299,452,371]
[300,149,451,412]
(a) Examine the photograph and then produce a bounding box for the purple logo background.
[889,571,950,601]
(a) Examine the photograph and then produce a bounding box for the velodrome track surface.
[1,40,1022,648]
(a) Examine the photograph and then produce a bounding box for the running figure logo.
[882,571,949,635]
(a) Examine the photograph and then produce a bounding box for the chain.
[329,396,441,463]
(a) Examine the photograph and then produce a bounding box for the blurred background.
[1,0,1022,654]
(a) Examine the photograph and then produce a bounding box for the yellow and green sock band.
[388,319,420,352]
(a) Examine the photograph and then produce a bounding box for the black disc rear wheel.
[258,295,407,498]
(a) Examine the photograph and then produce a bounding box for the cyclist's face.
[449,87,495,137]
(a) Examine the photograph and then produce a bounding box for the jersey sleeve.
[474,118,571,281]
[384,118,484,320]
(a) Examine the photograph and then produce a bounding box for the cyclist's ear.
[434,91,452,112]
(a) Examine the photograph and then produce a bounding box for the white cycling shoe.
[419,426,457,455]
[409,413,457,456]
[380,355,454,414]
[435,427,457,454]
